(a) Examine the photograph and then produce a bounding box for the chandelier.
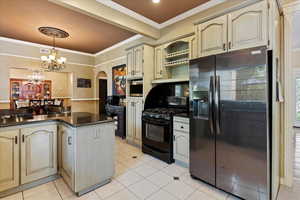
[39,27,69,72]
[27,70,45,84]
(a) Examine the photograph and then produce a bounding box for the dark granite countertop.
[0,112,115,128]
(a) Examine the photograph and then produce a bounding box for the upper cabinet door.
[228,1,268,51]
[126,49,134,78]
[154,46,164,79]
[198,15,228,57]
[0,130,19,192]
[21,125,57,184]
[189,36,198,60]
[134,46,144,78]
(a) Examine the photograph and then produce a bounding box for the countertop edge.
[0,118,116,129]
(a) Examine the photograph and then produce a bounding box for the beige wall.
[9,68,71,98]
[0,40,97,111]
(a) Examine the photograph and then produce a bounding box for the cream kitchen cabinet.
[154,45,164,79]
[189,36,198,60]
[126,45,154,80]
[59,122,116,195]
[195,1,269,57]
[173,117,189,166]
[21,124,57,184]
[133,45,144,78]
[228,1,268,51]
[126,98,144,146]
[75,123,115,194]
[0,130,20,192]
[59,124,74,189]
[196,15,228,57]
[126,49,134,79]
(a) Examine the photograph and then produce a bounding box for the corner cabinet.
[195,1,269,57]
[0,130,20,192]
[126,98,143,146]
[173,117,189,166]
[20,124,57,184]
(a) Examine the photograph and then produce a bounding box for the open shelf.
[165,49,189,59]
[164,59,189,67]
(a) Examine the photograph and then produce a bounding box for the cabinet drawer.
[173,121,189,133]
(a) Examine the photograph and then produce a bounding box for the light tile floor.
[1,137,299,200]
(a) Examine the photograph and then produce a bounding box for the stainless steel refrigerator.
[189,46,271,200]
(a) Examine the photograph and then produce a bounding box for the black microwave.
[129,80,143,97]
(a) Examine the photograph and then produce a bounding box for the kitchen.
[0,0,298,200]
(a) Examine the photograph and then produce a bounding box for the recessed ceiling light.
[152,0,160,4]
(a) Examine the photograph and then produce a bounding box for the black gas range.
[142,108,187,120]
[142,83,189,164]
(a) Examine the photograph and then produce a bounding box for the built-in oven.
[129,80,143,97]
[142,116,173,163]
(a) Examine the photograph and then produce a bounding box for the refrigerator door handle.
[215,75,221,135]
[209,76,215,135]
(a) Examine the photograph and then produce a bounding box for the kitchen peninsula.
[0,112,116,198]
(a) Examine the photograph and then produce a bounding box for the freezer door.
[215,47,269,200]
[189,56,216,185]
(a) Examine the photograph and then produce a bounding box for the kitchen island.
[0,112,116,198]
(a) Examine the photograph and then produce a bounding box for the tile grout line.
[53,180,64,200]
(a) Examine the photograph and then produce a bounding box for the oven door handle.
[142,118,170,126]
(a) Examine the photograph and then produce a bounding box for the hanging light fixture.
[27,70,45,84]
[39,27,69,72]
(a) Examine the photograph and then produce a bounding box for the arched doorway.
[97,71,108,114]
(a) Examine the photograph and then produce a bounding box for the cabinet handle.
[22,135,25,143]
[160,70,163,75]
[173,135,176,141]
[15,136,18,144]
[228,42,232,49]
[68,136,72,145]
[223,43,226,51]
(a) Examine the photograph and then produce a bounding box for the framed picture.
[112,64,126,96]
[77,78,91,88]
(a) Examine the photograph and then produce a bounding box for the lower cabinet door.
[126,100,135,142]
[60,125,74,188]
[173,131,189,164]
[134,99,143,143]
[21,125,57,184]
[0,130,20,192]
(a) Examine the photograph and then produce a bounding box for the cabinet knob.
[181,126,184,129]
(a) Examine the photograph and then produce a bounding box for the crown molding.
[0,35,144,59]
[94,35,143,56]
[95,56,126,68]
[0,53,95,67]
[96,0,227,29]
[0,37,95,57]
